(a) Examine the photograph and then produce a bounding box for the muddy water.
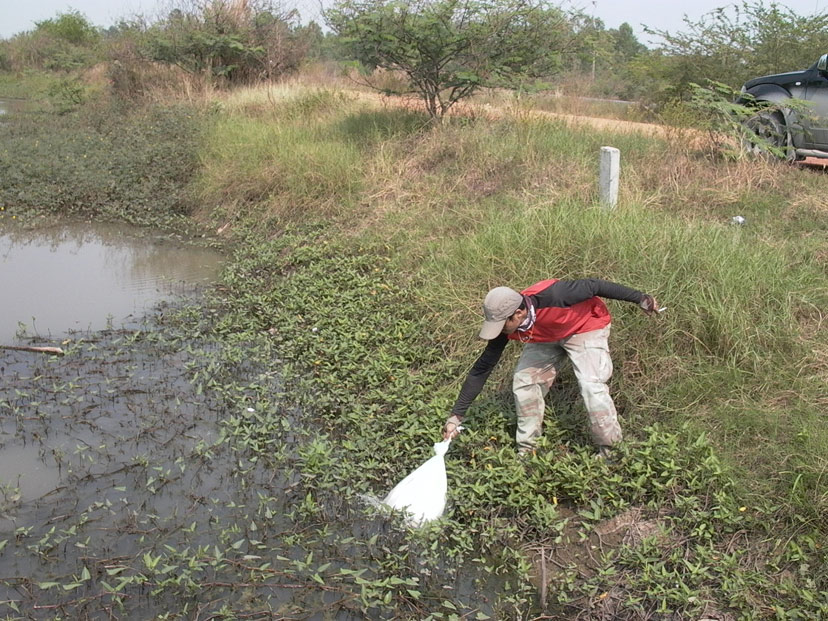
[1,224,224,534]
[0,301,387,618]
[0,223,499,618]
[0,98,25,119]
[0,224,239,614]
[0,222,223,343]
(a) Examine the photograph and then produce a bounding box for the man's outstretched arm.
[535,279,657,313]
[443,334,508,439]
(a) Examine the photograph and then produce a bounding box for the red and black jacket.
[450,279,645,418]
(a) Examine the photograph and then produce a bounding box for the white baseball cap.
[479,287,523,339]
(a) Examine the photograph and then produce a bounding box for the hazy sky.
[1,0,825,44]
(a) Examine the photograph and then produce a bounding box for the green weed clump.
[194,87,428,226]
[0,102,205,232]
[196,116,361,222]
[0,71,61,100]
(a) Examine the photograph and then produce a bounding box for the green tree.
[35,10,99,46]
[561,15,647,100]
[140,0,308,84]
[612,22,645,60]
[326,0,576,120]
[296,21,325,60]
[2,10,102,71]
[567,13,610,78]
[592,22,648,100]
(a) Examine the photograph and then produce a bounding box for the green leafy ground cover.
[0,98,205,235]
[0,82,826,618]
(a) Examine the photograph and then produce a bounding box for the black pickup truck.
[739,53,828,160]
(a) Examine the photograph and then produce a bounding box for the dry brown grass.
[625,148,791,220]
[202,77,828,260]
[106,54,218,103]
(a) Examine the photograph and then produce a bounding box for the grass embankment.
[1,78,826,618]
[202,84,827,508]
[197,85,828,617]
[0,71,60,100]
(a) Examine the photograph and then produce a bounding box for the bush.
[46,76,89,114]
[0,11,101,73]
[638,2,828,105]
[34,10,100,46]
[104,24,199,101]
[0,45,10,71]
[138,0,310,85]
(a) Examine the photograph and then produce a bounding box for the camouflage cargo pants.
[512,325,621,452]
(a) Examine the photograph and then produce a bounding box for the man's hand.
[443,415,463,441]
[639,294,659,316]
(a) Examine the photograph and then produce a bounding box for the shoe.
[517,447,536,459]
[595,446,612,461]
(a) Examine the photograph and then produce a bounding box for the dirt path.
[356,90,828,170]
[353,90,691,138]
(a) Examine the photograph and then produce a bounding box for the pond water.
[0,221,223,519]
[0,98,25,119]
[0,222,224,343]
[0,222,501,617]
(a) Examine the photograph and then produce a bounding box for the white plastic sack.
[382,440,451,527]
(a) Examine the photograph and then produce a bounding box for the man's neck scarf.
[517,295,536,333]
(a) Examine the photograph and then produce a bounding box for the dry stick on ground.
[0,344,65,356]
[539,547,548,609]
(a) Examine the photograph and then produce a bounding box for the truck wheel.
[743,110,793,161]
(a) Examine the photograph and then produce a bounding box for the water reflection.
[0,222,223,342]
[0,98,25,118]
[0,444,61,501]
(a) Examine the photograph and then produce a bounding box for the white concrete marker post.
[599,146,620,210]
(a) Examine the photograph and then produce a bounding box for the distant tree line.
[0,1,334,96]
[1,0,826,117]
